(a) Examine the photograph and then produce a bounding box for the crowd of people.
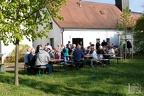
[24,39,132,73]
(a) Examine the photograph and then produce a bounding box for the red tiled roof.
[54,0,140,29]
[54,0,122,29]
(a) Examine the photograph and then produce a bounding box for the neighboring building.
[33,0,141,49]
[0,37,32,59]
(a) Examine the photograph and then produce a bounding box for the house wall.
[32,20,62,49]
[63,29,119,48]
[0,37,32,58]
[33,27,120,49]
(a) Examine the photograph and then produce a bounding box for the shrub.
[4,44,31,63]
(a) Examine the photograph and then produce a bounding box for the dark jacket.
[28,53,36,66]
[101,41,107,46]
[97,49,104,54]
[127,41,132,48]
[73,48,84,62]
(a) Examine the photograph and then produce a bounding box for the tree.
[134,14,144,53]
[116,7,135,59]
[0,0,67,86]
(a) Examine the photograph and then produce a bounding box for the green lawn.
[0,55,144,96]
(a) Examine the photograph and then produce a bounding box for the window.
[50,22,53,29]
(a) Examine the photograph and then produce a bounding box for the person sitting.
[108,45,116,58]
[35,47,52,74]
[26,48,36,73]
[83,46,92,67]
[73,44,84,70]
[71,44,76,55]
[47,48,54,59]
[97,46,104,60]
[90,47,98,68]
[24,48,31,65]
[28,48,36,67]
[85,46,91,55]
[54,48,61,59]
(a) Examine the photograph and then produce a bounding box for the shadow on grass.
[0,55,144,95]
[0,73,126,96]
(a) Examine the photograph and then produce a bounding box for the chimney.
[79,0,82,7]
[115,0,129,11]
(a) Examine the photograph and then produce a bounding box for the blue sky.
[86,0,144,13]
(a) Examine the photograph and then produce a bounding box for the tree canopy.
[0,0,67,86]
[116,7,135,32]
[134,14,144,52]
[135,14,144,31]
[0,0,67,45]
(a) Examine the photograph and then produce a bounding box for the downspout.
[61,28,64,45]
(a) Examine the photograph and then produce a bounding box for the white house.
[33,0,140,49]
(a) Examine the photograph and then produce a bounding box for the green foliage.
[135,14,144,30]
[0,0,67,85]
[4,44,31,63]
[0,0,67,45]
[116,7,135,32]
[134,14,144,53]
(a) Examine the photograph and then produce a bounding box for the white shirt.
[108,48,115,54]
[46,45,52,50]
[108,48,115,57]
[91,50,98,60]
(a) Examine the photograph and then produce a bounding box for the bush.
[4,44,31,63]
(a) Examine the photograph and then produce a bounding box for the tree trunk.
[124,31,127,59]
[15,40,19,86]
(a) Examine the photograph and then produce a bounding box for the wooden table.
[49,59,64,72]
[104,54,115,56]
[49,59,64,63]
[68,55,73,57]
[84,55,93,58]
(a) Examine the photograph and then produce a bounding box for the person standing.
[120,39,126,59]
[101,40,107,47]
[96,40,100,50]
[63,45,69,64]
[66,41,72,49]
[126,39,132,59]
[45,43,53,51]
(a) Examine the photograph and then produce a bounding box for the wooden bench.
[0,64,4,72]
[24,64,30,73]
[98,59,109,67]
[111,56,123,64]
[32,65,46,76]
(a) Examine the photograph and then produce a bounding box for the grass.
[0,55,144,96]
